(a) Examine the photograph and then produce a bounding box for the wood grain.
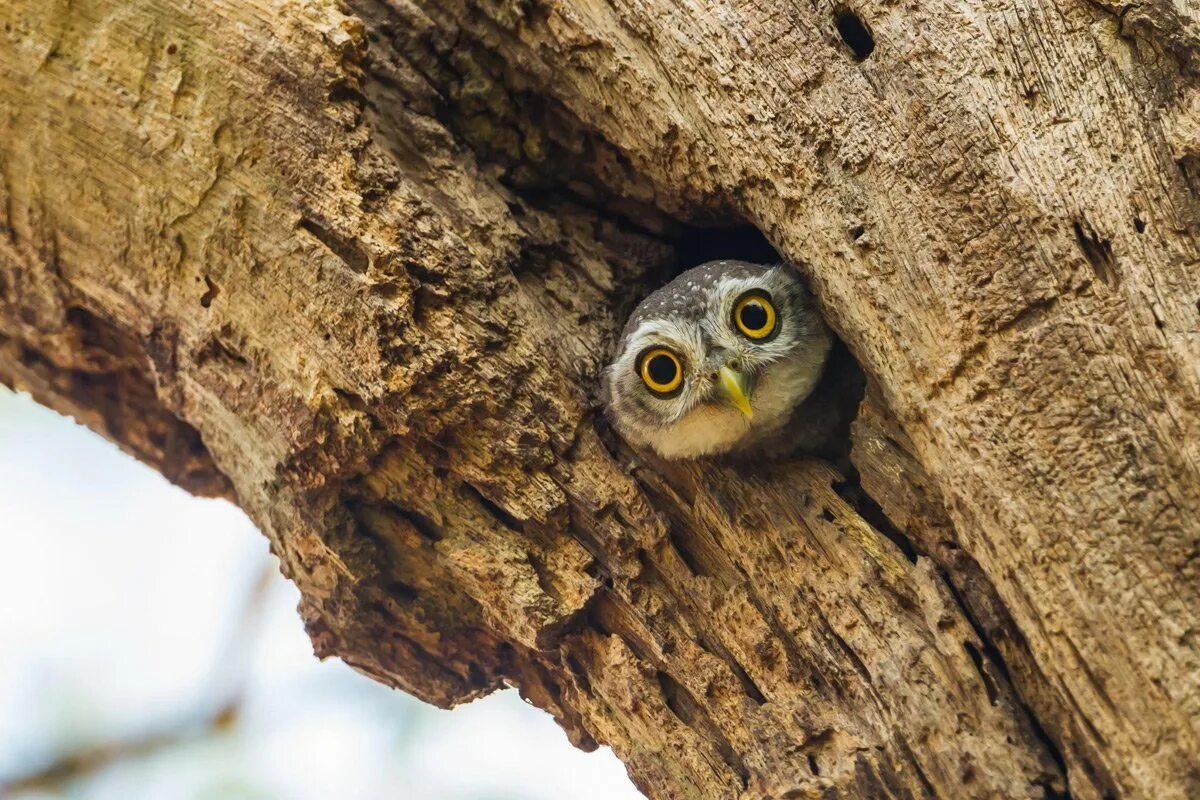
[2,0,1197,797]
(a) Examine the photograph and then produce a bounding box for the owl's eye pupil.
[647,354,678,385]
[732,291,778,340]
[639,348,684,395]
[739,302,769,331]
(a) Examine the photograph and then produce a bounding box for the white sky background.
[0,387,644,800]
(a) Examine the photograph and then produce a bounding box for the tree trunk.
[2,0,1198,797]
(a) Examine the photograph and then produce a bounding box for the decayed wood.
[2,0,1198,798]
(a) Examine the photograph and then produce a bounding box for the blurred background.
[0,386,643,800]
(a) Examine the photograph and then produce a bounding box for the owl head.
[604,260,831,460]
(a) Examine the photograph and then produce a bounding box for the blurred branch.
[0,701,240,798]
[0,557,277,798]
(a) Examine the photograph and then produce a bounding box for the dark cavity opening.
[789,340,866,471]
[673,223,780,271]
[835,9,875,61]
[622,217,866,470]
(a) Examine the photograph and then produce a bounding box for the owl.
[604,260,833,460]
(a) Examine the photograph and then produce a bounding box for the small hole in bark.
[1134,216,1146,233]
[387,580,419,601]
[835,9,875,61]
[465,662,488,687]
[1179,155,1196,187]
[666,520,711,577]
[328,77,366,105]
[371,280,403,299]
[585,596,614,637]
[166,43,178,55]
[566,654,593,695]
[334,387,369,413]
[200,276,219,308]
[849,224,866,241]
[16,344,41,367]
[729,659,767,706]
[1072,220,1118,284]
[396,506,443,541]
[808,754,821,775]
[463,482,524,532]
[299,217,371,273]
[195,333,249,367]
[656,671,693,724]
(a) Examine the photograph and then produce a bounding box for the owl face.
[604,261,831,460]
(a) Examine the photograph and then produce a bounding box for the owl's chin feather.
[641,403,753,459]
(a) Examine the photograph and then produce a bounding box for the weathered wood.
[2,0,1197,798]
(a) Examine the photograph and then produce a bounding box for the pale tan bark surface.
[2,0,1198,798]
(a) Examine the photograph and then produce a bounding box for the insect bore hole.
[835,8,875,61]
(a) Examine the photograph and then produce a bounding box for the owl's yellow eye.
[639,348,684,395]
[732,291,778,340]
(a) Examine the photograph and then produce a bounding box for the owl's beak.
[717,366,753,419]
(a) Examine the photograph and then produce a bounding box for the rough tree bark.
[2,0,1198,797]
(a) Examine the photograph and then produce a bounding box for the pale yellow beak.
[717,365,753,419]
